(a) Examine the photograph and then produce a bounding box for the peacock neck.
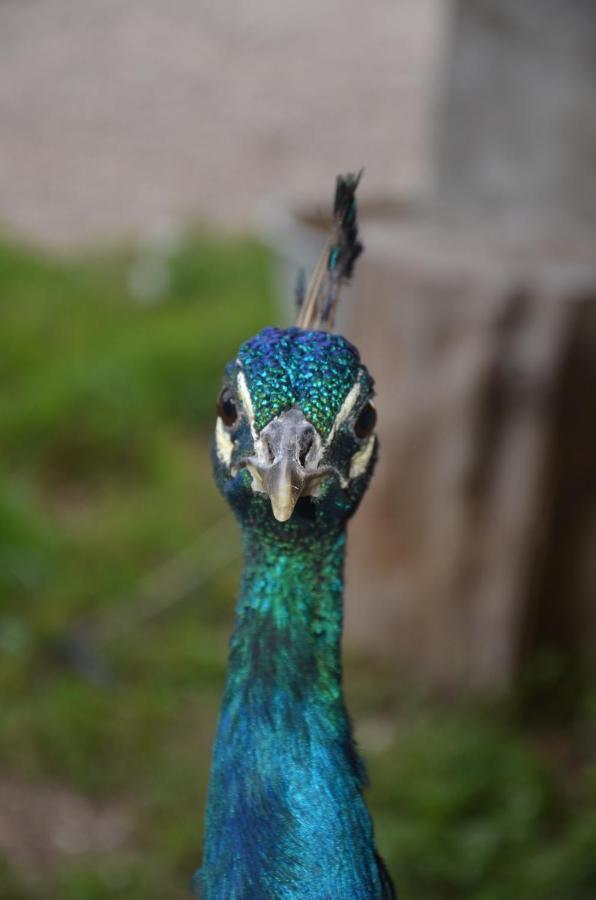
[228,524,347,703]
[198,518,390,898]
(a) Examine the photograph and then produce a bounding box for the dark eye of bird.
[354,401,376,439]
[217,387,238,427]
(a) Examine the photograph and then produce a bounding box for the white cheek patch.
[236,369,256,439]
[349,435,375,480]
[325,379,361,448]
[215,418,234,466]
[243,460,267,496]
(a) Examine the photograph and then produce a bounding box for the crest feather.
[295,171,363,331]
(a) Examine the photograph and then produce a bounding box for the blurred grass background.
[1,231,595,900]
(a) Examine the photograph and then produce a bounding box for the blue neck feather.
[196,519,393,898]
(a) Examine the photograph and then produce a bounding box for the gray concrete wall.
[434,0,596,226]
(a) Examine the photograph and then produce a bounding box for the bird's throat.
[229,524,347,697]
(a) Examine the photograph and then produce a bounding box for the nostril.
[298,428,315,468]
[263,435,275,463]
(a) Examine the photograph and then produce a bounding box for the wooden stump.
[344,215,596,692]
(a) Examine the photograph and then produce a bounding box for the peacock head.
[212,326,377,534]
[212,172,374,536]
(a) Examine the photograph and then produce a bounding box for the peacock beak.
[259,456,307,522]
[239,408,333,522]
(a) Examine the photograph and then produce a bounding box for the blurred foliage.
[0,233,595,899]
[374,711,596,900]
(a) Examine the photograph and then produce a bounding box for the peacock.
[194,172,396,899]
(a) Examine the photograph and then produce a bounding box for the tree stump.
[345,217,596,692]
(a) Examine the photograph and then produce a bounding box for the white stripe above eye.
[236,369,256,439]
[215,418,234,465]
[325,379,361,447]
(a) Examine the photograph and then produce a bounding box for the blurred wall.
[0,0,444,245]
[434,0,596,226]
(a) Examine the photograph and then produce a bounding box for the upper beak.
[239,408,333,522]
[259,455,307,522]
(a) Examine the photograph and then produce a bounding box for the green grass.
[0,232,595,899]
[0,231,268,898]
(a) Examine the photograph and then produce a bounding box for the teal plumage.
[195,175,395,898]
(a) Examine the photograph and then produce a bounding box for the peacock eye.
[354,400,376,439]
[217,387,238,427]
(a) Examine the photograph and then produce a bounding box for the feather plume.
[296,170,363,331]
